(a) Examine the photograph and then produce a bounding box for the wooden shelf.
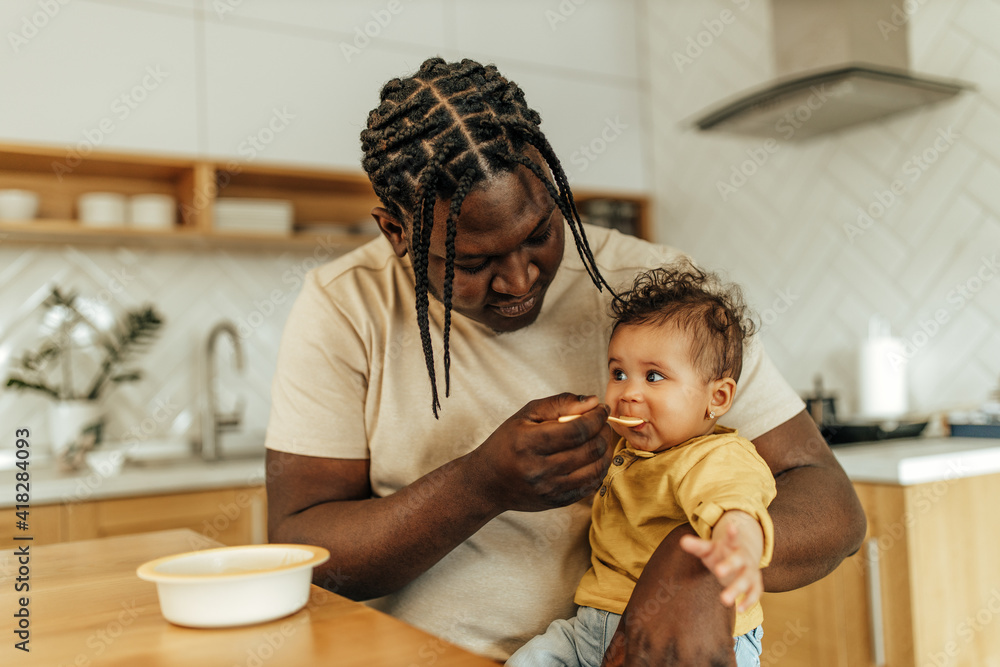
[0,141,650,250]
[0,219,378,251]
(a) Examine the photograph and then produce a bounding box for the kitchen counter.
[8,436,998,508]
[0,451,264,508]
[831,436,1000,485]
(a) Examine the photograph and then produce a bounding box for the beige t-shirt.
[265,223,805,661]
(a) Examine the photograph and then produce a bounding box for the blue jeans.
[507,606,763,667]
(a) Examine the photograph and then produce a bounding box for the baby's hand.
[679,511,764,613]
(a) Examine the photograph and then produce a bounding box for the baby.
[508,263,776,667]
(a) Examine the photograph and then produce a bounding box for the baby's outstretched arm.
[679,510,765,613]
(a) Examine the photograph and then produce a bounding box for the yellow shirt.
[575,426,776,637]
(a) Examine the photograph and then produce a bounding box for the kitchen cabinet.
[0,486,266,550]
[0,142,651,250]
[760,473,1000,667]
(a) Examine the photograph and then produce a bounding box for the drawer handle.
[865,537,886,666]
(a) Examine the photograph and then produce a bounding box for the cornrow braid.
[443,168,478,399]
[360,57,614,417]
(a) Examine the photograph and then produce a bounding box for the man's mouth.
[491,294,538,318]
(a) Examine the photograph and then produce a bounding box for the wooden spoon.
[558,414,645,427]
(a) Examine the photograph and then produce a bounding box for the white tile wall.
[0,0,648,449]
[642,0,1000,418]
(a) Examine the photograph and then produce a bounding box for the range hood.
[692,0,973,140]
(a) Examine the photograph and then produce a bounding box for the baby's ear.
[708,377,737,418]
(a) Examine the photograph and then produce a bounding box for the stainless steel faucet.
[199,320,245,461]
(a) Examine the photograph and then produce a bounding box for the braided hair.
[361,57,613,417]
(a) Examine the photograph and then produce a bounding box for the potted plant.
[5,287,164,468]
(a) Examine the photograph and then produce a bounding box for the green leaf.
[5,377,60,399]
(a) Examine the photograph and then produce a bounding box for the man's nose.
[492,250,539,296]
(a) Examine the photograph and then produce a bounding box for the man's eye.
[457,260,489,274]
[523,225,554,247]
[646,371,664,382]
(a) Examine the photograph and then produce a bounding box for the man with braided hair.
[265,57,865,665]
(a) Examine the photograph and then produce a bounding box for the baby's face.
[605,322,716,452]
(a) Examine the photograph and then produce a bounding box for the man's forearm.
[754,411,867,592]
[602,525,737,667]
[270,452,499,601]
[763,462,867,592]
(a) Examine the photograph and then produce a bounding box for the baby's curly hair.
[610,261,757,383]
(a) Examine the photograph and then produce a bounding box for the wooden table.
[1,529,499,666]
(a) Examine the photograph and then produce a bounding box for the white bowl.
[78,192,127,227]
[136,544,329,628]
[128,193,176,229]
[0,189,40,221]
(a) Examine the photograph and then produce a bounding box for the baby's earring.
[707,409,716,420]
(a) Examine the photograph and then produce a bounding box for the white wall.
[641,0,1000,418]
[0,0,647,450]
[1,0,647,188]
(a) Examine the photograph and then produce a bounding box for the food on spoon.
[558,414,644,426]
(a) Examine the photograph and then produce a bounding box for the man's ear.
[707,377,737,419]
[371,207,408,258]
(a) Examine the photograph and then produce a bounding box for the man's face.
[382,163,566,333]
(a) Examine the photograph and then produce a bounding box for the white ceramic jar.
[128,194,176,229]
[78,192,127,227]
[0,189,40,221]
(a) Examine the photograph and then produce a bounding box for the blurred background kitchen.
[1,1,998,665]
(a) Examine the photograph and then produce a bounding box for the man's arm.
[267,394,614,601]
[601,410,867,666]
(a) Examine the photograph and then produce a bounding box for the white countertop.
[1,453,265,508]
[831,436,1000,485]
